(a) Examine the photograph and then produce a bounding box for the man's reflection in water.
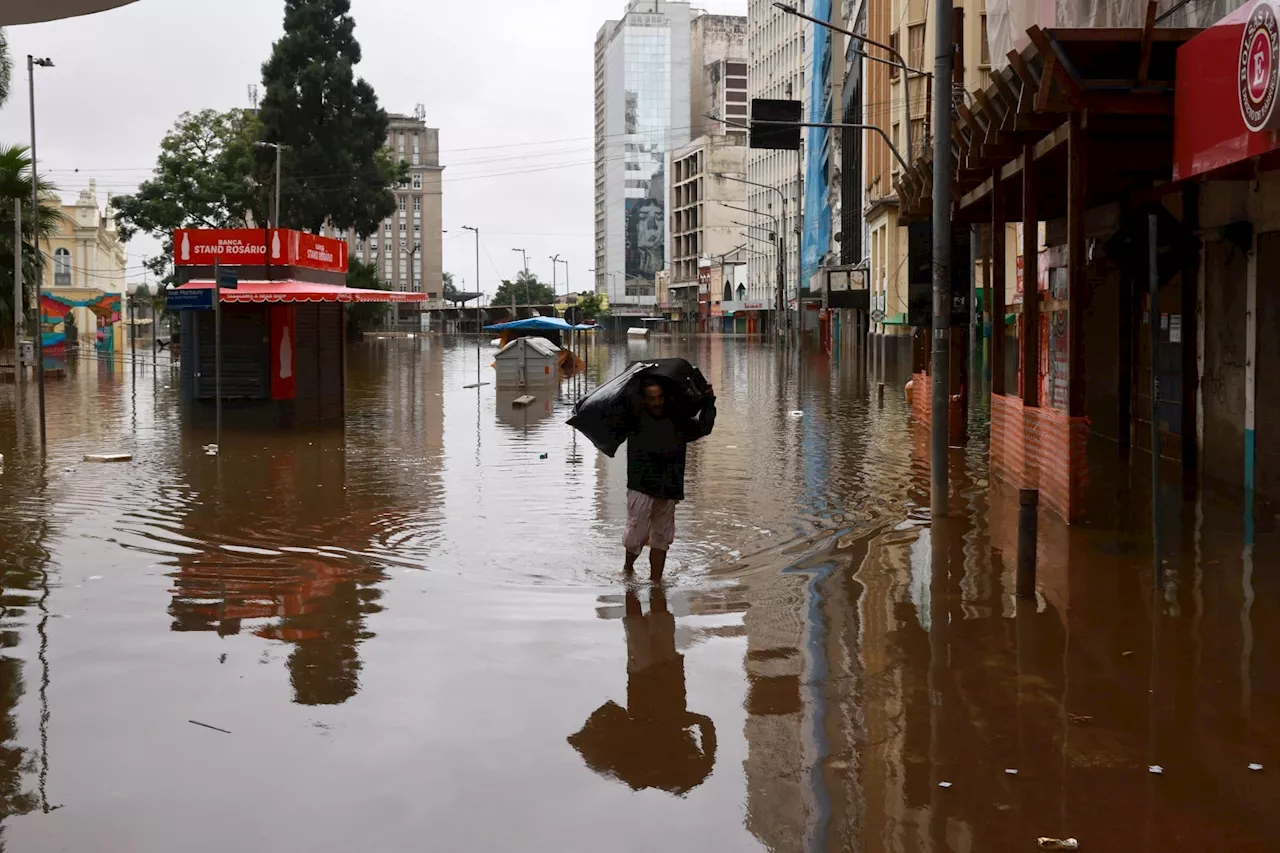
[569,586,716,795]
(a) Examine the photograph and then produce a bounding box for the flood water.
[1,336,1278,852]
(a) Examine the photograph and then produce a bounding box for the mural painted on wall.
[625,196,664,290]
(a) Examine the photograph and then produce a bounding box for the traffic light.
[750,99,802,151]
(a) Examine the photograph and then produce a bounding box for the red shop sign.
[283,229,348,274]
[1175,0,1280,180]
[174,229,267,265]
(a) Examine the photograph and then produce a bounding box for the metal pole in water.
[1148,213,1162,587]
[1016,488,1039,597]
[930,0,954,520]
[214,257,222,453]
[13,198,21,387]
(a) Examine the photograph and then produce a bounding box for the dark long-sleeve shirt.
[625,401,716,501]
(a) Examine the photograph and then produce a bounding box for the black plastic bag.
[568,358,710,457]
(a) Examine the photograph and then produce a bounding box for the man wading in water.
[622,378,716,582]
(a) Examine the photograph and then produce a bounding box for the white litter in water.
[1148,765,1164,775]
[938,781,952,788]
[789,410,804,417]
[1005,769,1019,775]
[1249,763,1264,772]
[88,575,103,581]
[204,443,219,456]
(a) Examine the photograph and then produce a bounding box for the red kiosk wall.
[270,304,297,400]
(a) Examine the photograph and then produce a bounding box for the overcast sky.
[0,0,745,295]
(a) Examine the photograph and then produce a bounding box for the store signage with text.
[1241,0,1280,131]
[174,228,348,274]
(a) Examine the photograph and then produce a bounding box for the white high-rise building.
[594,0,693,314]
[745,0,807,310]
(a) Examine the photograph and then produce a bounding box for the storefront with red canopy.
[172,229,425,425]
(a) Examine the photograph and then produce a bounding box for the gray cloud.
[0,0,743,294]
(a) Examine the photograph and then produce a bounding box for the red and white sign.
[269,304,296,401]
[1241,0,1280,131]
[174,228,348,273]
[283,230,348,274]
[174,229,268,265]
[1175,2,1280,180]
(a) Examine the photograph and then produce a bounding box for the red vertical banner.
[270,304,297,400]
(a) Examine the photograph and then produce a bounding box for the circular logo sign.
[1240,0,1280,132]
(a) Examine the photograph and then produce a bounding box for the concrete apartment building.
[594,0,693,317]
[333,110,444,306]
[745,0,807,314]
[667,137,748,324]
[664,13,752,327]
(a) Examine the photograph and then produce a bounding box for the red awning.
[176,280,427,304]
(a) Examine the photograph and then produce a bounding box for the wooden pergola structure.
[894,14,1201,521]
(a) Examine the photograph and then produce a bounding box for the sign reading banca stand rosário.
[174,229,349,274]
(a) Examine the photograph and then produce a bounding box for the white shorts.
[624,489,677,553]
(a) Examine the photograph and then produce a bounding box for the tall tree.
[258,0,402,236]
[493,271,555,308]
[112,109,267,288]
[0,30,12,108]
[0,145,64,347]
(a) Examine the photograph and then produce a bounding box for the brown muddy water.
[0,337,1278,852]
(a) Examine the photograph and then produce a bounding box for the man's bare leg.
[625,550,640,575]
[649,548,667,584]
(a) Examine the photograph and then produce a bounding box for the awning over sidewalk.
[176,280,427,304]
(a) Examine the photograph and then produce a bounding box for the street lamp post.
[715,172,789,338]
[28,55,53,449]
[254,142,288,228]
[461,226,487,388]
[511,248,530,313]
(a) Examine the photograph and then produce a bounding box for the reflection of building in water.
[570,587,716,794]
[0,519,50,826]
[169,555,385,706]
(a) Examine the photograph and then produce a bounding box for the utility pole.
[512,247,530,312]
[931,0,955,518]
[462,226,487,387]
[550,254,560,301]
[28,55,53,450]
[13,198,21,378]
[255,142,287,228]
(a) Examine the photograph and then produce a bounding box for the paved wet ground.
[1,337,1278,852]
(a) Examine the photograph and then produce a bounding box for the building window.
[355,238,364,252]
[413,196,421,212]
[398,197,406,212]
[908,24,926,72]
[889,32,900,79]
[412,174,423,190]
[980,14,991,67]
[53,248,71,284]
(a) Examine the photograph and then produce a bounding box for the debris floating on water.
[1068,714,1095,725]
[1122,651,1134,657]
[84,453,132,463]
[539,453,549,460]
[937,781,952,788]
[1148,765,1164,775]
[789,410,804,418]
[188,720,231,734]
[1005,768,1019,775]
[1036,838,1080,851]
[1249,763,1264,772]
[203,444,219,456]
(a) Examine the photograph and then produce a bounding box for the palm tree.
[0,144,65,348]
[0,30,12,108]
